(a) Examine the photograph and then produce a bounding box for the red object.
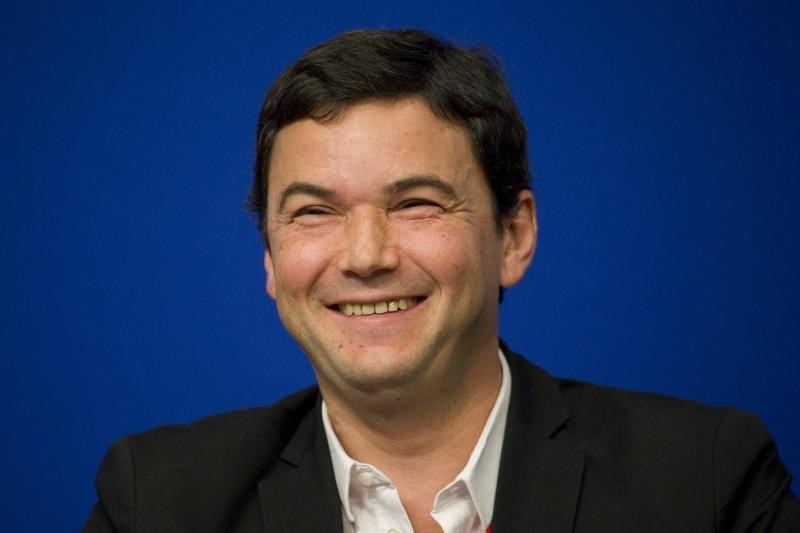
[486,525,493,533]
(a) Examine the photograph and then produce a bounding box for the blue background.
[4,1,799,529]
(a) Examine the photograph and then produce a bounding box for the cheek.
[400,226,488,282]
[271,237,335,294]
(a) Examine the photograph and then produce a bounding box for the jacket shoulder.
[88,386,320,532]
[507,348,727,439]
[557,374,726,431]
[122,385,320,464]
[506,351,799,530]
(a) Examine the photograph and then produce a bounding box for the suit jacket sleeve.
[714,409,800,532]
[84,437,136,532]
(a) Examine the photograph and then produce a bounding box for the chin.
[328,348,430,392]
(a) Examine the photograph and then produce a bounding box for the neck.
[321,346,502,485]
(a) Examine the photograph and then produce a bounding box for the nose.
[337,208,399,277]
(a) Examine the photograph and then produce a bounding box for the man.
[85,28,799,532]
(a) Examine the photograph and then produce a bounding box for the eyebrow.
[384,175,457,199]
[277,182,336,212]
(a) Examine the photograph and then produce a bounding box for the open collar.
[254,346,585,533]
[321,350,512,530]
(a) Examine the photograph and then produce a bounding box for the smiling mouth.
[336,297,421,316]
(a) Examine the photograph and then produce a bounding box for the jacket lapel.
[492,351,585,533]
[257,398,343,533]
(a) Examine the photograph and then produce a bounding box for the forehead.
[267,98,482,195]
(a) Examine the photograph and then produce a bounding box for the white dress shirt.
[321,350,512,533]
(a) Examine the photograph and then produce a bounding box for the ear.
[500,190,537,288]
[264,249,277,300]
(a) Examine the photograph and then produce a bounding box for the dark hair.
[247,28,531,241]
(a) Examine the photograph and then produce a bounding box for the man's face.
[264,98,531,398]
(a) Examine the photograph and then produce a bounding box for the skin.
[264,97,537,531]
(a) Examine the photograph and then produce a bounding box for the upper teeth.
[338,298,415,316]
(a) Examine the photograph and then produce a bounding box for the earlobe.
[500,190,537,288]
[264,250,276,300]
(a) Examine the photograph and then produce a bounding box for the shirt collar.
[321,349,512,528]
[321,400,358,521]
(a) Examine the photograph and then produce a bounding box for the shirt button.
[387,529,400,533]
[357,471,374,486]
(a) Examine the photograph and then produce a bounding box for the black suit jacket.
[84,350,800,532]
